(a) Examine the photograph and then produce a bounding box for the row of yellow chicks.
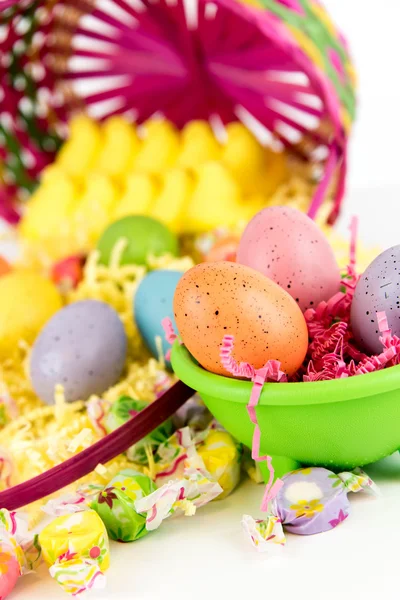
[20,116,288,256]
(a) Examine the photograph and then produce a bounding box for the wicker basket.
[0,0,355,224]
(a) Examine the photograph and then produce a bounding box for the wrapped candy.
[0,509,41,599]
[153,427,198,486]
[105,396,173,464]
[243,467,378,551]
[91,469,156,542]
[39,509,110,596]
[135,466,222,531]
[196,428,242,499]
[172,394,212,432]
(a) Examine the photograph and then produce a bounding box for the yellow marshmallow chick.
[177,121,221,169]
[134,119,180,175]
[185,162,253,232]
[222,122,267,195]
[94,116,141,178]
[57,115,102,180]
[261,148,288,198]
[74,173,120,245]
[152,168,193,232]
[114,172,158,219]
[222,123,288,197]
[20,167,79,241]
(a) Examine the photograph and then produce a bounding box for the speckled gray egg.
[30,300,127,404]
[351,245,400,354]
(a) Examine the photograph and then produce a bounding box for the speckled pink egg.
[237,206,341,312]
[173,261,308,377]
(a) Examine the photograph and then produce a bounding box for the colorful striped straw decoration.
[0,0,356,223]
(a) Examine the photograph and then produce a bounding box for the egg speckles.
[30,300,127,404]
[173,261,308,377]
[351,245,400,354]
[237,206,341,311]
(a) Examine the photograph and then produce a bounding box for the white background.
[8,1,400,599]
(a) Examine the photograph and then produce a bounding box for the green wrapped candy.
[105,396,173,463]
[91,469,156,542]
[97,216,179,266]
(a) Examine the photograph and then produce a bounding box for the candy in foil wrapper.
[271,467,378,536]
[196,429,242,499]
[242,449,264,484]
[105,396,173,463]
[172,395,212,431]
[91,469,156,542]
[242,514,286,552]
[154,427,200,486]
[243,467,378,551]
[0,509,41,599]
[135,467,223,531]
[39,509,110,596]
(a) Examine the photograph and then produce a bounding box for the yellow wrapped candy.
[39,510,110,595]
[197,429,242,499]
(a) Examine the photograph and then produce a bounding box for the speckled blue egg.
[134,270,183,368]
[351,245,400,354]
[30,300,127,404]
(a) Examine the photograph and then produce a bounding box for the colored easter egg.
[237,206,341,311]
[351,245,400,354]
[0,551,20,599]
[205,236,239,263]
[30,300,127,404]
[134,270,183,367]
[97,216,179,266]
[0,256,11,276]
[173,262,308,377]
[0,272,62,358]
[51,255,85,291]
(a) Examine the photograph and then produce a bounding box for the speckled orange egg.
[173,261,308,377]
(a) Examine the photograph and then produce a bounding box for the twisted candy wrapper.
[153,427,200,486]
[39,509,110,596]
[196,428,242,499]
[242,515,286,552]
[91,469,156,542]
[0,509,41,599]
[135,466,223,531]
[105,396,173,464]
[243,467,378,551]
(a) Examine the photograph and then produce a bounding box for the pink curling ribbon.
[220,336,286,511]
[161,317,182,362]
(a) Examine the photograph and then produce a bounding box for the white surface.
[5,1,400,600]
[11,455,400,600]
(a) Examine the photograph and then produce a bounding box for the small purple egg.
[30,300,127,404]
[351,245,400,354]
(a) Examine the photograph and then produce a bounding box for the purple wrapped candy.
[243,467,378,551]
[271,467,377,535]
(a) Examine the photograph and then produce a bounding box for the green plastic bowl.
[171,342,400,481]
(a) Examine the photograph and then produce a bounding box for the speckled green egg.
[97,215,179,266]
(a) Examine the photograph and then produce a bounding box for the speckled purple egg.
[351,245,400,354]
[30,300,127,404]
